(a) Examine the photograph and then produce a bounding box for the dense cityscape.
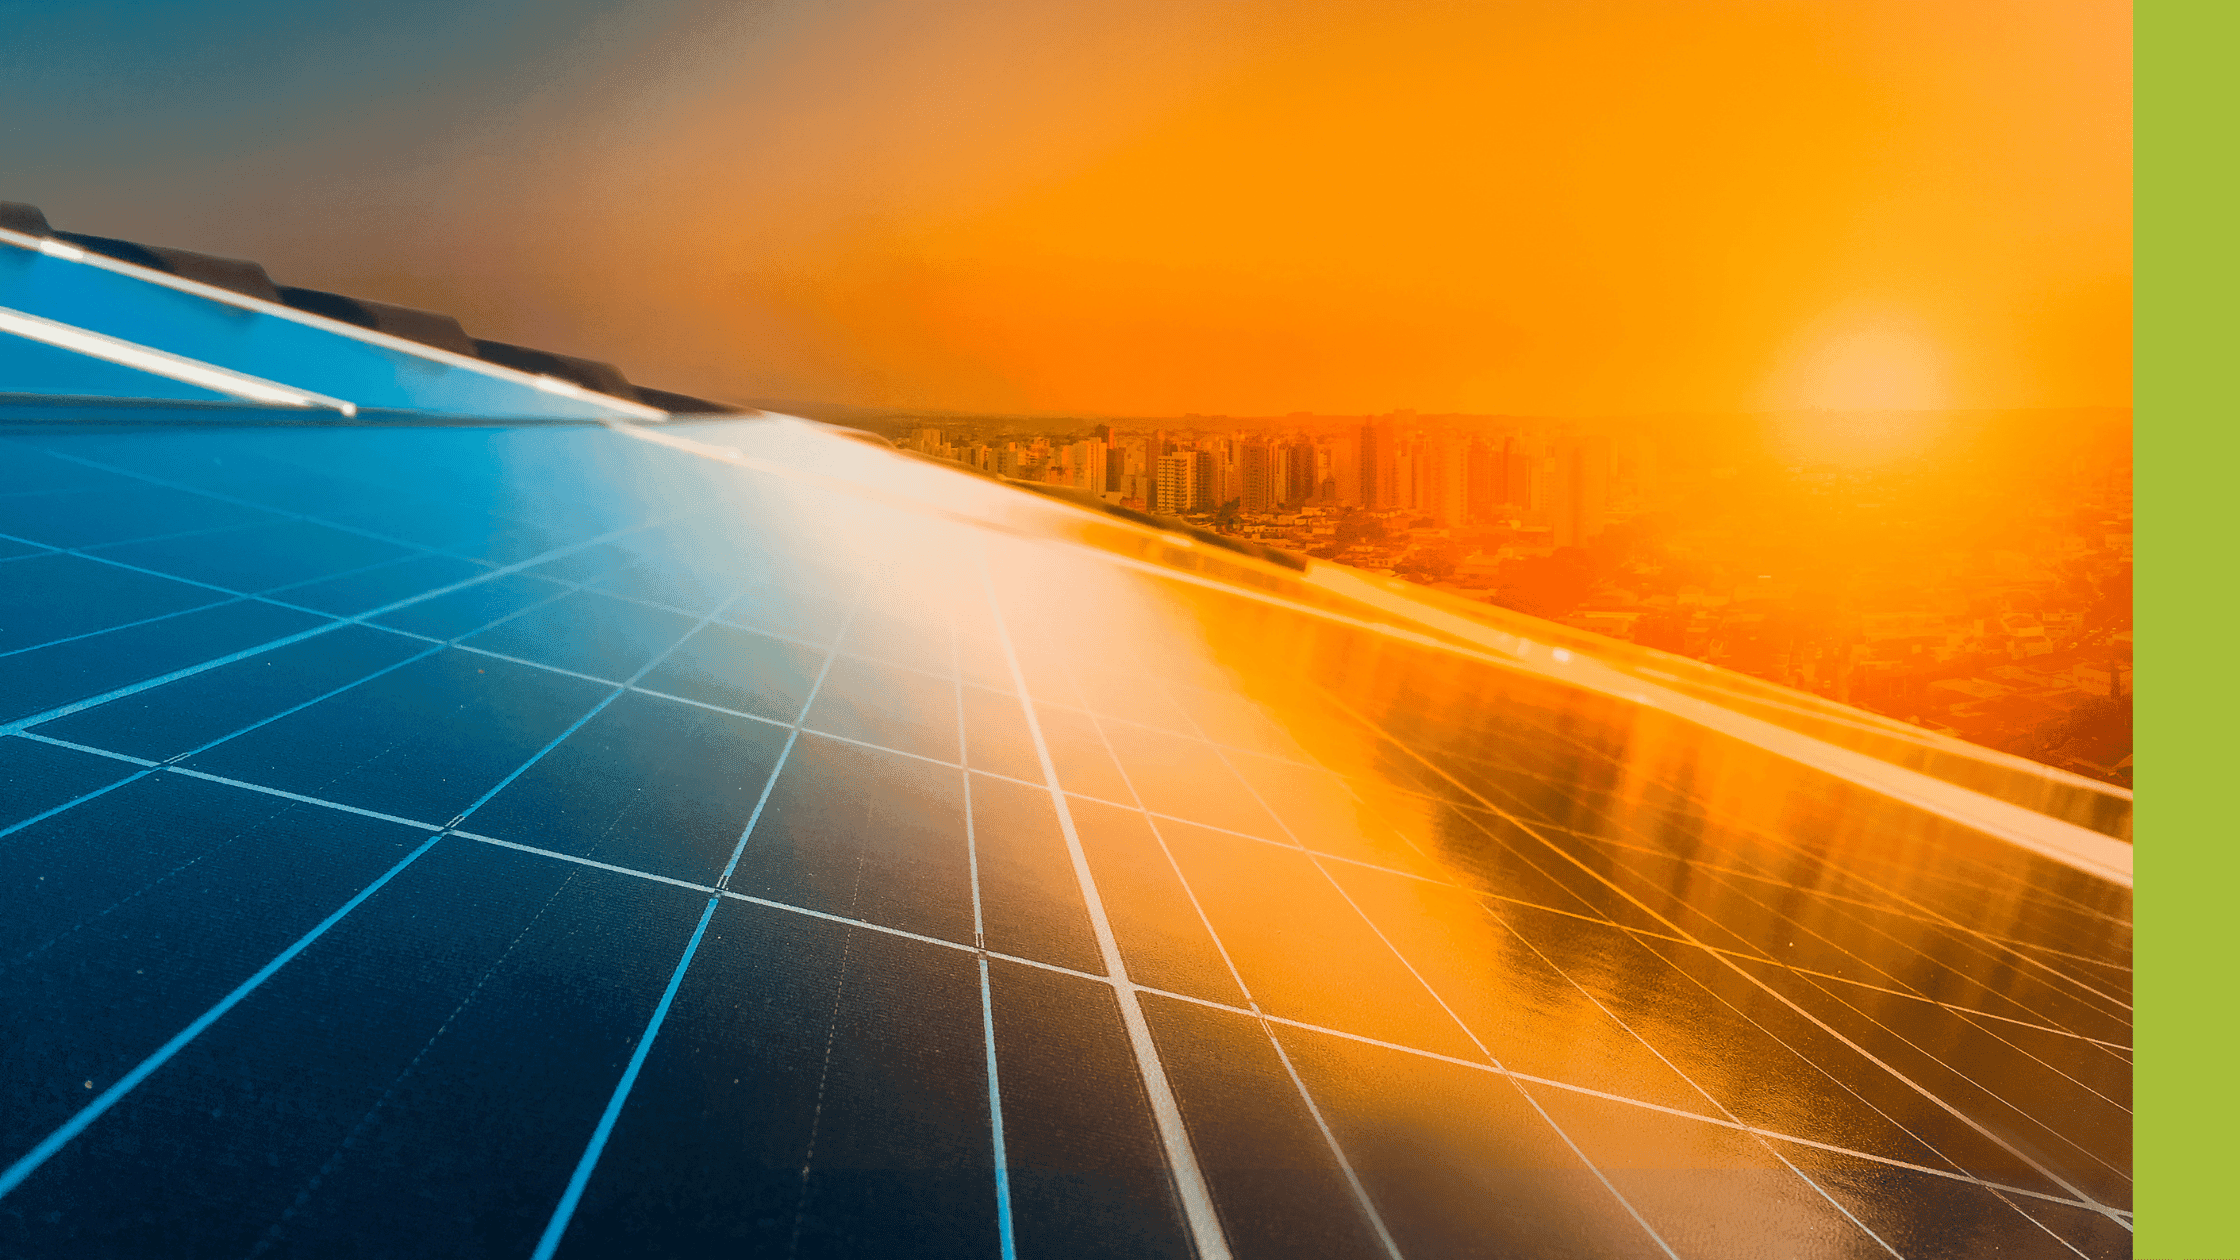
[845,407,2132,787]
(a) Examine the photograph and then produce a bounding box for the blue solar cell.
[635,621,828,724]
[465,689,791,885]
[179,649,611,824]
[460,588,705,683]
[0,599,324,727]
[586,561,738,619]
[802,656,964,765]
[0,777,431,1182]
[552,901,1003,1259]
[0,736,139,830]
[366,570,575,641]
[268,553,490,618]
[725,735,978,947]
[35,623,427,762]
[966,772,1104,974]
[985,960,1196,1260]
[0,552,225,653]
[88,518,419,594]
[0,841,705,1257]
[1139,994,1394,1260]
[0,482,279,550]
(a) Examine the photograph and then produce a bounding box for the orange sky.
[234,0,2135,416]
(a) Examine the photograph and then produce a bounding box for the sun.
[1769,316,1948,413]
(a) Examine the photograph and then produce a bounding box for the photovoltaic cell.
[0,413,2130,1259]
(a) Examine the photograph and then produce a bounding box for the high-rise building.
[1194,450,1220,511]
[1422,432,1466,526]
[1240,442,1278,514]
[1154,452,1198,515]
[1548,435,1611,548]
[1282,440,1318,506]
[1358,418,1399,508]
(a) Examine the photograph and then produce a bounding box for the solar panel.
[0,412,2130,1259]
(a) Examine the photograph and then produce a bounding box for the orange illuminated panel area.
[0,410,2127,1258]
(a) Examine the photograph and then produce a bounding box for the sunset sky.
[5,0,2130,416]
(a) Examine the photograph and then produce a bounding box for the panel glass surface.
[0,413,2131,1259]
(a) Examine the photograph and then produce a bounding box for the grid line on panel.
[1123,667,2124,1247]
[531,895,721,1260]
[0,516,668,737]
[0,829,449,1202]
[975,552,1235,1260]
[1583,839,2137,1097]
[251,863,596,1259]
[2,729,2128,1226]
[527,579,869,1258]
[1551,826,2134,975]
[1511,702,2136,945]
[135,602,2131,1073]
[27,443,583,572]
[1086,667,1681,1260]
[1317,688,2136,1233]
[0,577,751,1208]
[947,590,1025,1260]
[1057,673,1409,1259]
[0,591,237,661]
[1533,796,2136,1034]
[1336,729,2133,1219]
[1507,722,2139,1012]
[714,582,868,890]
[1482,740,2140,1074]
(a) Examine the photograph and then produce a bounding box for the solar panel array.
[0,416,2130,1258]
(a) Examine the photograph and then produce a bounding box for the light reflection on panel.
[0,415,2129,1260]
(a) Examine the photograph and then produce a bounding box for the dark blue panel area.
[557,900,1000,1260]
[0,482,279,549]
[37,623,428,762]
[803,655,962,764]
[636,621,828,724]
[88,518,418,594]
[0,535,46,561]
[467,689,790,884]
[1140,995,1390,1260]
[725,734,976,946]
[0,551,222,653]
[0,735,141,830]
[265,552,488,618]
[181,648,611,824]
[368,569,574,641]
[0,598,324,727]
[462,588,705,682]
[0,836,702,1258]
[988,961,1194,1260]
[0,774,428,1173]
[968,772,1104,974]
